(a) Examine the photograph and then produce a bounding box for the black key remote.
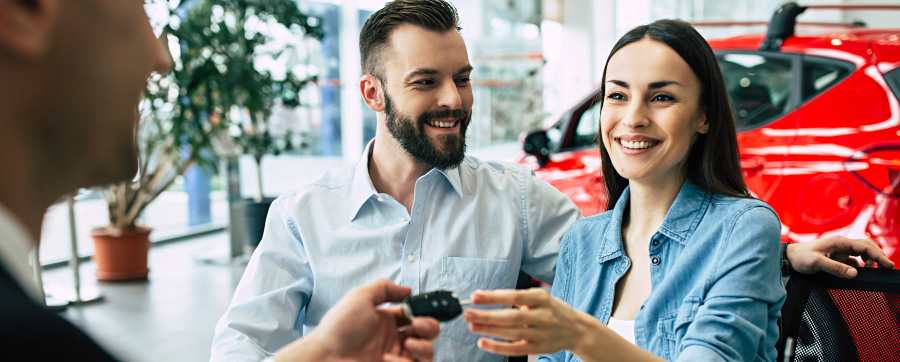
[402,290,463,322]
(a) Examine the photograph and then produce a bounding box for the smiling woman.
[464,19,786,362]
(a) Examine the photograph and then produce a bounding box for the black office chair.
[777,268,900,362]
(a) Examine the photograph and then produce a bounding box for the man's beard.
[384,93,469,170]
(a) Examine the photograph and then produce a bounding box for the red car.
[520,3,900,264]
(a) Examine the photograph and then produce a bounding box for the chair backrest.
[777,268,900,362]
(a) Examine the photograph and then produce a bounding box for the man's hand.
[786,236,895,278]
[274,279,440,362]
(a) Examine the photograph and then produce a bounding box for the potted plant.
[91,0,322,280]
[231,94,316,250]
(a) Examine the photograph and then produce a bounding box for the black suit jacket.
[0,261,118,361]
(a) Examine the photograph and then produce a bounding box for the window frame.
[799,54,856,103]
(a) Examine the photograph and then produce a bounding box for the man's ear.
[360,74,385,112]
[0,0,60,59]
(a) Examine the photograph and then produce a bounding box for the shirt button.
[651,239,660,247]
[376,195,385,202]
[651,256,661,265]
[408,255,416,263]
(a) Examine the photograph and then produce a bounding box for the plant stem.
[255,156,264,203]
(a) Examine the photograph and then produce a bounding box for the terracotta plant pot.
[91,226,152,281]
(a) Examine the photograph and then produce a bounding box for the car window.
[801,56,854,102]
[718,52,795,131]
[885,67,900,101]
[571,101,601,149]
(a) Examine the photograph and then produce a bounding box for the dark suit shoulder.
[0,266,118,362]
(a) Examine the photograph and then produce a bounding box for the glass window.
[571,101,601,149]
[801,57,854,102]
[884,67,900,101]
[718,53,795,130]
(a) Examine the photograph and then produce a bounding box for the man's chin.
[92,153,139,187]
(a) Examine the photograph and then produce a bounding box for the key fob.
[402,290,463,322]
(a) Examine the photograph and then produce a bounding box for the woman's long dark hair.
[599,19,750,210]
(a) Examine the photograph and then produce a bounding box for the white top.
[608,317,637,344]
[0,204,41,301]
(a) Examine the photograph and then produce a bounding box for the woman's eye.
[607,92,626,101]
[652,94,675,102]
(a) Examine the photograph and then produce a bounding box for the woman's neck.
[624,175,685,241]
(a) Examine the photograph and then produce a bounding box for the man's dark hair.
[359,0,461,79]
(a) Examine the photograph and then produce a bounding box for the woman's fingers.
[472,288,550,307]
[476,337,534,356]
[468,323,542,342]
[463,307,552,327]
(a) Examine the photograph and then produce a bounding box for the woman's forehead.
[605,39,697,88]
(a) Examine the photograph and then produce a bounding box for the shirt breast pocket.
[439,256,516,346]
[658,297,701,359]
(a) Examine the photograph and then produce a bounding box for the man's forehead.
[382,24,470,76]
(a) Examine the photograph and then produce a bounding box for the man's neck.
[368,135,430,212]
[0,119,66,243]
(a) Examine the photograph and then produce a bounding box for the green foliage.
[103,0,322,229]
[159,0,323,168]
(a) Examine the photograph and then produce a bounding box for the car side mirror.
[523,130,551,167]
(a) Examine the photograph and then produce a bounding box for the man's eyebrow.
[404,69,439,82]
[454,65,473,75]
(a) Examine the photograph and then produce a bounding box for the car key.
[401,290,470,322]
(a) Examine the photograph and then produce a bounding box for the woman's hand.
[462,288,594,356]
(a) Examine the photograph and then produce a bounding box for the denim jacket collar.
[600,181,711,261]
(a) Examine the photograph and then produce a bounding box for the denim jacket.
[540,181,785,361]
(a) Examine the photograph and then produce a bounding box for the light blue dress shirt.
[211,142,580,362]
[540,181,785,362]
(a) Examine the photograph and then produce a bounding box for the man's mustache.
[420,108,468,122]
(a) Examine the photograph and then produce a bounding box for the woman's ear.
[697,112,709,134]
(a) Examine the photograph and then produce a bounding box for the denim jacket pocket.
[440,256,516,346]
[658,298,702,359]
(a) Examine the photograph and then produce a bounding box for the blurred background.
[35,1,899,361]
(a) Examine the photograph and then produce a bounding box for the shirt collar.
[657,181,710,245]
[602,180,711,255]
[347,141,465,222]
[348,141,379,222]
[432,165,464,198]
[599,189,629,262]
[0,204,42,302]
